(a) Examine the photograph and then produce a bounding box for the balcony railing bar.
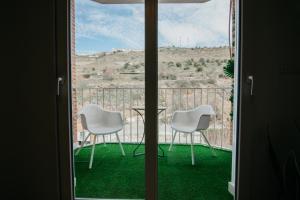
[179,88,182,143]
[136,89,139,143]
[122,89,125,141]
[130,88,132,142]
[214,88,217,147]
[164,89,167,143]
[221,89,225,148]
[109,89,112,141]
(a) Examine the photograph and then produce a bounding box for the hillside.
[75,46,232,89]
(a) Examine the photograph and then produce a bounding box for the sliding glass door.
[69,0,235,199]
[71,0,146,198]
[157,0,234,199]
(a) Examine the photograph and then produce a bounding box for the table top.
[131,106,167,111]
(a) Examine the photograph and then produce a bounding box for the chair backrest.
[196,105,215,130]
[172,105,215,132]
[79,104,107,131]
[197,115,211,130]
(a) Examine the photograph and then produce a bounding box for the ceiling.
[92,0,210,4]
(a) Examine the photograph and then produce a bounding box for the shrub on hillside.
[216,59,221,66]
[82,74,90,79]
[159,73,177,80]
[132,75,143,81]
[176,62,182,67]
[194,62,201,67]
[168,61,174,67]
[207,79,216,84]
[199,58,205,63]
[123,62,130,69]
[133,64,140,69]
[185,59,193,66]
[196,67,203,72]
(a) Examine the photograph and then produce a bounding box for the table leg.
[133,131,145,157]
[133,109,145,157]
[132,108,165,157]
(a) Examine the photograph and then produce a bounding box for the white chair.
[168,105,216,165]
[75,104,125,169]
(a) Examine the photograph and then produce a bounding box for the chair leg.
[102,135,106,147]
[89,135,97,169]
[191,132,195,165]
[116,132,125,156]
[75,133,91,156]
[169,130,177,151]
[201,131,217,157]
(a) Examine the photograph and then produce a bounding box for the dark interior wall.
[238,0,300,199]
[2,1,60,199]
[2,0,300,200]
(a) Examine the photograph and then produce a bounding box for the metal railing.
[74,87,233,150]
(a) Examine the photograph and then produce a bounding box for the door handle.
[247,75,254,96]
[57,77,63,96]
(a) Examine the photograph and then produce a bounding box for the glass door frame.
[56,0,160,199]
[145,0,159,199]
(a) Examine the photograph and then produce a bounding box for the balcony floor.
[74,144,232,200]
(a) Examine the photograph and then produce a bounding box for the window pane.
[158,0,233,199]
[71,0,145,198]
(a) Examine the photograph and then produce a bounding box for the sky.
[76,0,230,54]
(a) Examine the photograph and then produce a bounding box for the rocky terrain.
[75,46,232,89]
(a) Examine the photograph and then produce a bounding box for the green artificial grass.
[74,144,233,200]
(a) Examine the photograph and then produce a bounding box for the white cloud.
[158,0,230,47]
[76,0,230,50]
[76,0,145,49]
